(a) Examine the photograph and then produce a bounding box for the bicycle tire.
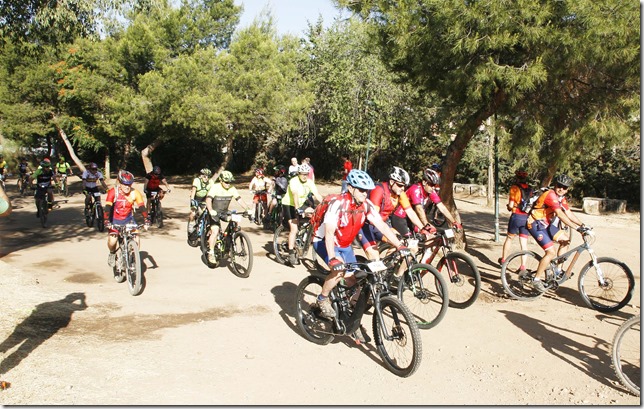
[500,250,544,301]
[295,275,334,345]
[187,219,200,247]
[200,226,219,268]
[578,257,634,312]
[126,240,143,296]
[398,263,449,329]
[372,295,422,377]
[297,223,313,261]
[273,224,290,264]
[38,198,48,228]
[156,201,163,228]
[84,201,93,227]
[89,203,96,228]
[113,246,126,283]
[611,315,640,396]
[427,204,446,227]
[96,205,105,232]
[437,252,481,308]
[229,231,253,278]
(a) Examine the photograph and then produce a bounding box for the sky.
[233,0,344,36]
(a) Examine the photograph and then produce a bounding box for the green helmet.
[219,170,234,183]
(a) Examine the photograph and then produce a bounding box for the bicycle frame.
[546,231,601,284]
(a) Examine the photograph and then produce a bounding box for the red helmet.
[118,170,134,186]
[255,168,264,176]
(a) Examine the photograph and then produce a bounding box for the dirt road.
[0,175,640,405]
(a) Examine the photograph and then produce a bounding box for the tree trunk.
[104,153,111,181]
[141,139,161,174]
[52,115,86,174]
[213,137,234,180]
[441,90,507,249]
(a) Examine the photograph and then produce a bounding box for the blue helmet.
[347,169,375,190]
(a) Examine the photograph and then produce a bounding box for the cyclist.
[81,163,109,211]
[32,159,58,214]
[526,174,586,291]
[144,165,171,214]
[499,169,532,265]
[267,165,288,222]
[248,167,271,223]
[340,154,352,193]
[282,163,323,265]
[313,169,409,325]
[390,167,461,239]
[55,156,73,177]
[288,157,299,178]
[188,168,215,233]
[17,158,34,186]
[104,170,150,267]
[360,166,425,259]
[204,170,251,264]
[0,154,6,186]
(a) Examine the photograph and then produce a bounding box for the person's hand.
[328,257,345,272]
[397,245,411,257]
[421,223,436,237]
[453,222,463,232]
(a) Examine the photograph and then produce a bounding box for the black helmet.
[423,168,441,186]
[554,174,573,188]
[153,165,161,175]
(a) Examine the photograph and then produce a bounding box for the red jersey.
[105,187,146,221]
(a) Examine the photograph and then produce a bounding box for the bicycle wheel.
[427,205,446,227]
[612,315,640,396]
[113,248,126,283]
[398,263,449,329]
[436,252,481,308]
[200,226,218,268]
[500,250,544,301]
[126,240,143,296]
[187,219,200,247]
[96,205,105,232]
[89,203,96,228]
[156,201,164,228]
[578,257,634,312]
[38,199,48,228]
[295,276,334,345]
[273,224,290,264]
[372,295,422,377]
[229,231,253,278]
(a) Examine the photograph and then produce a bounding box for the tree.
[341,0,639,230]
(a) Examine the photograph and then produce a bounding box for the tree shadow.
[499,309,618,389]
[0,293,88,375]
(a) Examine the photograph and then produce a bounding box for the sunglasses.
[354,187,369,194]
[394,182,405,188]
[555,184,569,190]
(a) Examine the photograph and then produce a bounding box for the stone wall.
[453,183,487,196]
[582,197,627,215]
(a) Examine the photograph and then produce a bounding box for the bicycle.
[200,210,254,278]
[611,314,640,396]
[265,194,284,231]
[187,202,209,248]
[500,226,634,312]
[374,243,450,329]
[84,190,105,232]
[295,257,423,377]
[148,189,168,228]
[110,223,145,296]
[425,201,446,227]
[55,173,70,197]
[252,189,268,226]
[273,212,313,265]
[34,182,52,228]
[17,173,30,196]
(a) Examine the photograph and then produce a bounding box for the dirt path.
[0,176,640,405]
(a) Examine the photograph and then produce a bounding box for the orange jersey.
[105,187,145,221]
[530,189,570,223]
[369,182,412,221]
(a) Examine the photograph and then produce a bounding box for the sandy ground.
[0,174,640,405]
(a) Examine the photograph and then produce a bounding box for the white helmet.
[297,164,311,174]
[389,166,410,185]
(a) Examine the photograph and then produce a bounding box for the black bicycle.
[111,223,145,296]
[200,210,254,278]
[187,202,209,248]
[265,194,284,231]
[273,213,313,265]
[295,256,423,377]
[34,182,52,228]
[426,201,446,227]
[17,172,30,196]
[84,190,105,232]
[148,190,167,228]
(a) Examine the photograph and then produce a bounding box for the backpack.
[515,184,535,213]
[310,193,369,236]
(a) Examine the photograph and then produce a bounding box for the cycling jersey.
[82,169,105,188]
[369,182,412,221]
[249,176,269,192]
[529,189,570,227]
[392,182,440,219]
[206,183,241,214]
[509,183,530,216]
[313,194,379,248]
[105,187,145,222]
[56,162,71,174]
[145,172,165,190]
[192,177,214,199]
[282,177,320,207]
[18,163,29,174]
[33,167,55,186]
